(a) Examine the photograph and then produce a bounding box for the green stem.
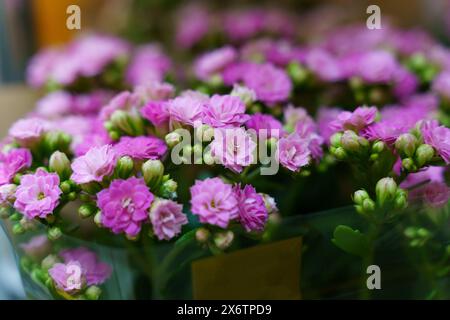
[360,223,380,300]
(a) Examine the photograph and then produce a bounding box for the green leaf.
[332,225,369,257]
[174,229,196,247]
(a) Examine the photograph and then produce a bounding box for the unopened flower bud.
[261,193,278,214]
[85,286,102,300]
[415,144,434,167]
[142,160,164,189]
[195,228,210,243]
[20,217,36,230]
[78,204,96,219]
[353,189,370,205]
[362,198,376,212]
[341,130,367,153]
[394,189,408,210]
[404,227,416,238]
[395,134,417,157]
[203,150,215,165]
[48,226,62,241]
[332,147,347,160]
[287,62,309,85]
[94,211,102,227]
[416,228,429,238]
[60,181,72,194]
[49,151,71,180]
[116,156,134,179]
[230,84,256,106]
[12,223,25,235]
[214,231,234,250]
[160,179,178,198]
[165,131,182,148]
[111,110,134,136]
[375,177,398,207]
[402,158,416,171]
[330,132,343,147]
[41,254,60,270]
[372,141,385,153]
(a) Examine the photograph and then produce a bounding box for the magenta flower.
[0,148,32,185]
[71,145,117,184]
[421,120,450,164]
[114,136,167,160]
[26,48,60,88]
[354,51,398,83]
[73,132,112,157]
[305,49,343,82]
[190,178,238,228]
[175,4,210,48]
[134,81,175,102]
[278,133,311,171]
[59,247,112,286]
[19,235,51,261]
[97,177,153,237]
[72,90,113,115]
[330,106,378,133]
[167,93,206,127]
[8,118,49,145]
[149,198,188,241]
[49,261,85,293]
[245,113,283,138]
[99,91,138,121]
[202,94,250,128]
[422,182,450,208]
[36,91,72,118]
[295,121,324,161]
[243,63,292,104]
[194,46,237,81]
[432,71,450,100]
[234,184,268,232]
[210,128,257,173]
[223,9,263,41]
[140,101,170,127]
[317,107,343,144]
[14,168,62,219]
[126,44,171,86]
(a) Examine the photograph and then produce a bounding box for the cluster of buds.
[330,131,371,160]
[105,110,146,140]
[353,177,408,220]
[395,133,435,172]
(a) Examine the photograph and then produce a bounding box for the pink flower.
[330,106,378,133]
[421,120,450,164]
[167,93,206,126]
[0,148,32,185]
[422,182,450,208]
[26,48,60,88]
[175,4,210,48]
[36,91,72,118]
[278,133,311,171]
[71,145,117,184]
[59,247,112,286]
[126,44,171,86]
[354,51,398,83]
[202,94,250,128]
[149,198,188,241]
[295,122,324,161]
[245,113,283,138]
[19,235,51,261]
[8,118,49,145]
[140,101,170,127]
[97,177,153,237]
[194,46,237,81]
[49,261,85,293]
[114,136,167,160]
[99,91,138,121]
[0,184,16,206]
[190,178,238,228]
[210,128,257,173]
[305,49,343,82]
[14,168,62,219]
[432,71,450,99]
[317,107,342,144]
[134,82,175,102]
[234,185,268,232]
[73,132,112,157]
[243,63,292,104]
[223,9,263,41]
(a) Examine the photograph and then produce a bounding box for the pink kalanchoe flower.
[295,121,324,161]
[26,48,60,88]
[126,44,172,86]
[175,4,210,48]
[305,49,343,82]
[421,120,450,164]
[354,51,398,83]
[72,90,113,115]
[134,82,175,103]
[223,9,263,41]
[194,46,237,81]
[99,91,138,121]
[243,63,292,104]
[222,61,253,86]
[422,182,450,208]
[149,198,188,241]
[114,136,167,160]
[19,235,51,261]
[8,118,49,145]
[97,177,153,237]
[59,247,112,286]
[36,91,72,118]
[14,168,62,219]
[140,101,170,127]
[432,71,450,100]
[167,93,206,127]
[73,132,112,157]
[278,133,311,172]
[49,261,85,293]
[71,145,117,184]
[245,113,283,139]
[317,107,342,145]
[210,127,257,173]
[202,94,250,128]
[190,178,238,228]
[234,184,268,232]
[0,148,32,185]
[330,106,378,133]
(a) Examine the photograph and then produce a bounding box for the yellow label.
[192,237,302,300]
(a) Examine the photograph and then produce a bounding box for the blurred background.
[1,0,450,299]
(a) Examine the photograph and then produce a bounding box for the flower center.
[122,197,135,213]
[37,192,45,200]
